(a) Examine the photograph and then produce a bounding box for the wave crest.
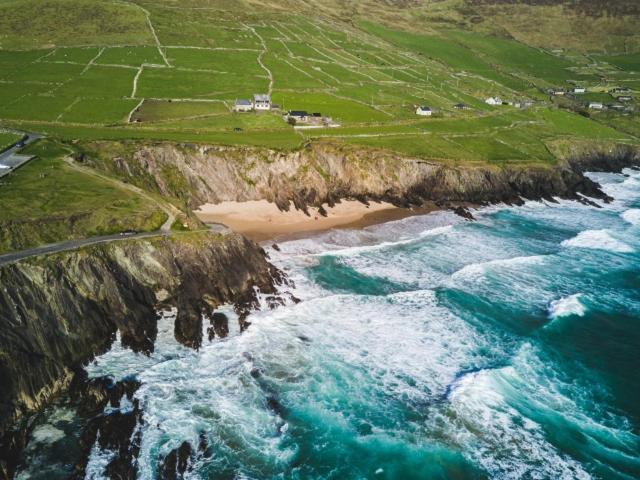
[561,229,634,253]
[548,294,586,320]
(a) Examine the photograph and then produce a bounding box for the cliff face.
[85,141,640,213]
[0,232,284,477]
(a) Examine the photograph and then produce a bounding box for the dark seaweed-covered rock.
[158,441,193,480]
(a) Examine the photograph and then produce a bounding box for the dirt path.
[63,157,179,232]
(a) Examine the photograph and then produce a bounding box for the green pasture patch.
[0,82,54,106]
[359,21,527,92]
[56,65,137,98]
[196,25,260,49]
[0,49,51,70]
[271,91,389,123]
[11,122,302,149]
[0,0,153,49]
[0,94,72,121]
[133,100,229,123]
[310,62,374,85]
[163,112,288,131]
[60,97,139,124]
[265,55,326,89]
[444,31,583,85]
[45,47,101,64]
[97,47,165,67]
[537,109,628,139]
[8,61,84,83]
[165,48,262,76]
[600,53,640,72]
[137,67,267,100]
[0,131,21,151]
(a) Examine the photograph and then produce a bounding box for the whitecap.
[561,230,634,253]
[621,209,640,226]
[451,255,547,282]
[548,294,586,319]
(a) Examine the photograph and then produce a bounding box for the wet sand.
[195,200,440,242]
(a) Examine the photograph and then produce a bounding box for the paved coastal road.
[0,131,42,177]
[0,222,231,267]
[0,231,164,266]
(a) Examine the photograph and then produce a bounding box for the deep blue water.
[17,169,640,479]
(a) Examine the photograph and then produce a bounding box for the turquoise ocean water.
[18,169,640,479]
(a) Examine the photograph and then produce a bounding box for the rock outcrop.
[83,141,639,213]
[0,232,284,478]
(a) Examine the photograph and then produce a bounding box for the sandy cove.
[195,200,439,242]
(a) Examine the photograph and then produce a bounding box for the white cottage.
[416,106,432,116]
[485,97,502,106]
[253,94,271,111]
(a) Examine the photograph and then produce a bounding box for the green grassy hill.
[0,0,637,163]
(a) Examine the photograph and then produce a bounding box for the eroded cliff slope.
[81,141,640,214]
[0,232,284,478]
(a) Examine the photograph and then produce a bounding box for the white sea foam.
[444,342,640,480]
[561,229,634,253]
[621,209,640,226]
[451,255,547,282]
[548,294,586,319]
[29,425,65,444]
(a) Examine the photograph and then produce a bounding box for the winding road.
[0,132,232,266]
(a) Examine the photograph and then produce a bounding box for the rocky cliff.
[0,232,284,478]
[82,140,640,215]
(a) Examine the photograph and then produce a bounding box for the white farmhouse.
[234,99,253,112]
[588,102,604,110]
[416,106,432,116]
[485,97,502,106]
[573,87,586,94]
[253,94,271,111]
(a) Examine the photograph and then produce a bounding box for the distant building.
[572,87,586,94]
[610,87,631,94]
[453,103,469,110]
[550,89,566,96]
[253,94,271,111]
[416,106,432,116]
[286,110,309,122]
[588,102,604,110]
[485,97,502,106]
[617,96,633,102]
[234,99,253,112]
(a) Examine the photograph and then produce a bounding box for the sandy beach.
[195,200,437,242]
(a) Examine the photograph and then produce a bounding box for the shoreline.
[195,200,442,243]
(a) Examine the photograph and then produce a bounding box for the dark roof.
[235,99,252,105]
[312,112,322,117]
[453,103,466,108]
[288,110,308,117]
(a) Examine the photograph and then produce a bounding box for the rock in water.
[158,441,193,480]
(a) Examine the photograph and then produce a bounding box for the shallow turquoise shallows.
[21,169,640,479]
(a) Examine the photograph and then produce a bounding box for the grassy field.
[0,0,636,159]
[0,131,21,152]
[0,139,166,253]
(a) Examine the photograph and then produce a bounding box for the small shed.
[588,102,604,110]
